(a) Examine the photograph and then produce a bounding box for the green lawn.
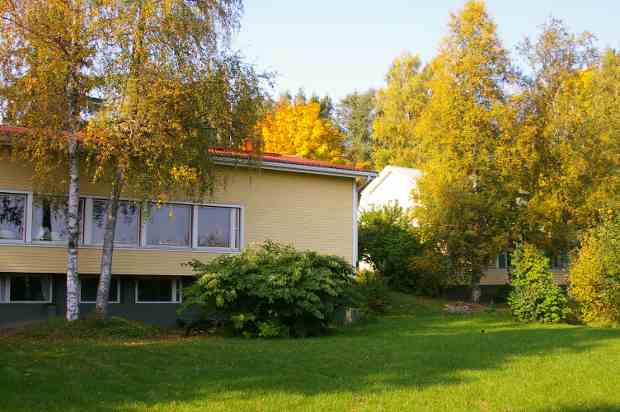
[2,295,620,412]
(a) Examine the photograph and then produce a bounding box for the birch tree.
[411,0,516,299]
[372,53,431,169]
[87,0,264,317]
[0,0,104,321]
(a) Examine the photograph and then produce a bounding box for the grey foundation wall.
[0,275,188,328]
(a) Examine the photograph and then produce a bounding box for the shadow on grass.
[2,309,619,411]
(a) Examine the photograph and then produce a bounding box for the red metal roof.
[0,124,376,175]
[208,147,374,173]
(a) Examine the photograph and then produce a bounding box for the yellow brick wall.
[0,153,354,275]
[481,268,569,285]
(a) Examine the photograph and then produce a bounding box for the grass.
[1,293,620,412]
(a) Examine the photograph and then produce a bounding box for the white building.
[358,165,568,286]
[359,166,422,212]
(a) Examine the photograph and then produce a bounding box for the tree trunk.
[65,136,81,321]
[95,170,124,318]
[471,284,482,304]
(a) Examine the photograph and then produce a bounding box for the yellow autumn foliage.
[258,100,345,163]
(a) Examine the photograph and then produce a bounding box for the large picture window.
[31,196,84,242]
[89,199,140,246]
[135,278,182,303]
[80,277,120,303]
[0,191,243,253]
[8,275,53,303]
[196,206,240,249]
[144,203,191,248]
[0,192,26,241]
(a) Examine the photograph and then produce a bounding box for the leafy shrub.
[180,241,356,338]
[570,217,620,325]
[358,204,423,291]
[352,270,391,314]
[409,248,451,297]
[508,243,571,323]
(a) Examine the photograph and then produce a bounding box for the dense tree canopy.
[258,97,345,163]
[411,0,516,288]
[337,89,376,168]
[372,54,430,169]
[365,0,620,290]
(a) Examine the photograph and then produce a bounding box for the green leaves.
[570,217,620,324]
[508,244,571,323]
[181,242,356,338]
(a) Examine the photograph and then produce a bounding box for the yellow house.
[0,125,377,326]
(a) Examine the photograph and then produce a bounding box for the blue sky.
[232,1,619,101]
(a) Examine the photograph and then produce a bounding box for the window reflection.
[0,193,26,241]
[145,203,191,247]
[90,199,140,245]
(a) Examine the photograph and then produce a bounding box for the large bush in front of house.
[180,241,356,338]
[508,243,571,323]
[358,204,449,295]
[570,217,620,325]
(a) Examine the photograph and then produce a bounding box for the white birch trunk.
[95,170,123,317]
[66,136,81,321]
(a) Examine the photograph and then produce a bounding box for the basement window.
[135,278,182,303]
[3,275,53,303]
[80,277,120,303]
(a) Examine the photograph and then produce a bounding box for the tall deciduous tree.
[86,0,265,317]
[337,89,375,169]
[0,0,104,321]
[412,0,516,297]
[372,53,431,169]
[258,97,345,163]
[511,20,617,252]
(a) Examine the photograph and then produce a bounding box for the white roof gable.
[359,165,422,211]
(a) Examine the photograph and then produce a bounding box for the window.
[88,199,140,246]
[31,196,84,242]
[498,252,511,270]
[550,252,569,270]
[7,275,53,303]
[135,278,182,303]
[0,277,10,302]
[80,277,120,303]
[0,192,26,241]
[195,206,240,249]
[144,203,191,248]
[0,190,243,252]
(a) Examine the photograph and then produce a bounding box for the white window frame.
[0,190,29,244]
[84,197,142,248]
[134,277,183,304]
[192,204,243,252]
[0,189,244,254]
[3,275,54,304]
[79,276,121,304]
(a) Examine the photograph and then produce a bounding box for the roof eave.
[214,156,378,179]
